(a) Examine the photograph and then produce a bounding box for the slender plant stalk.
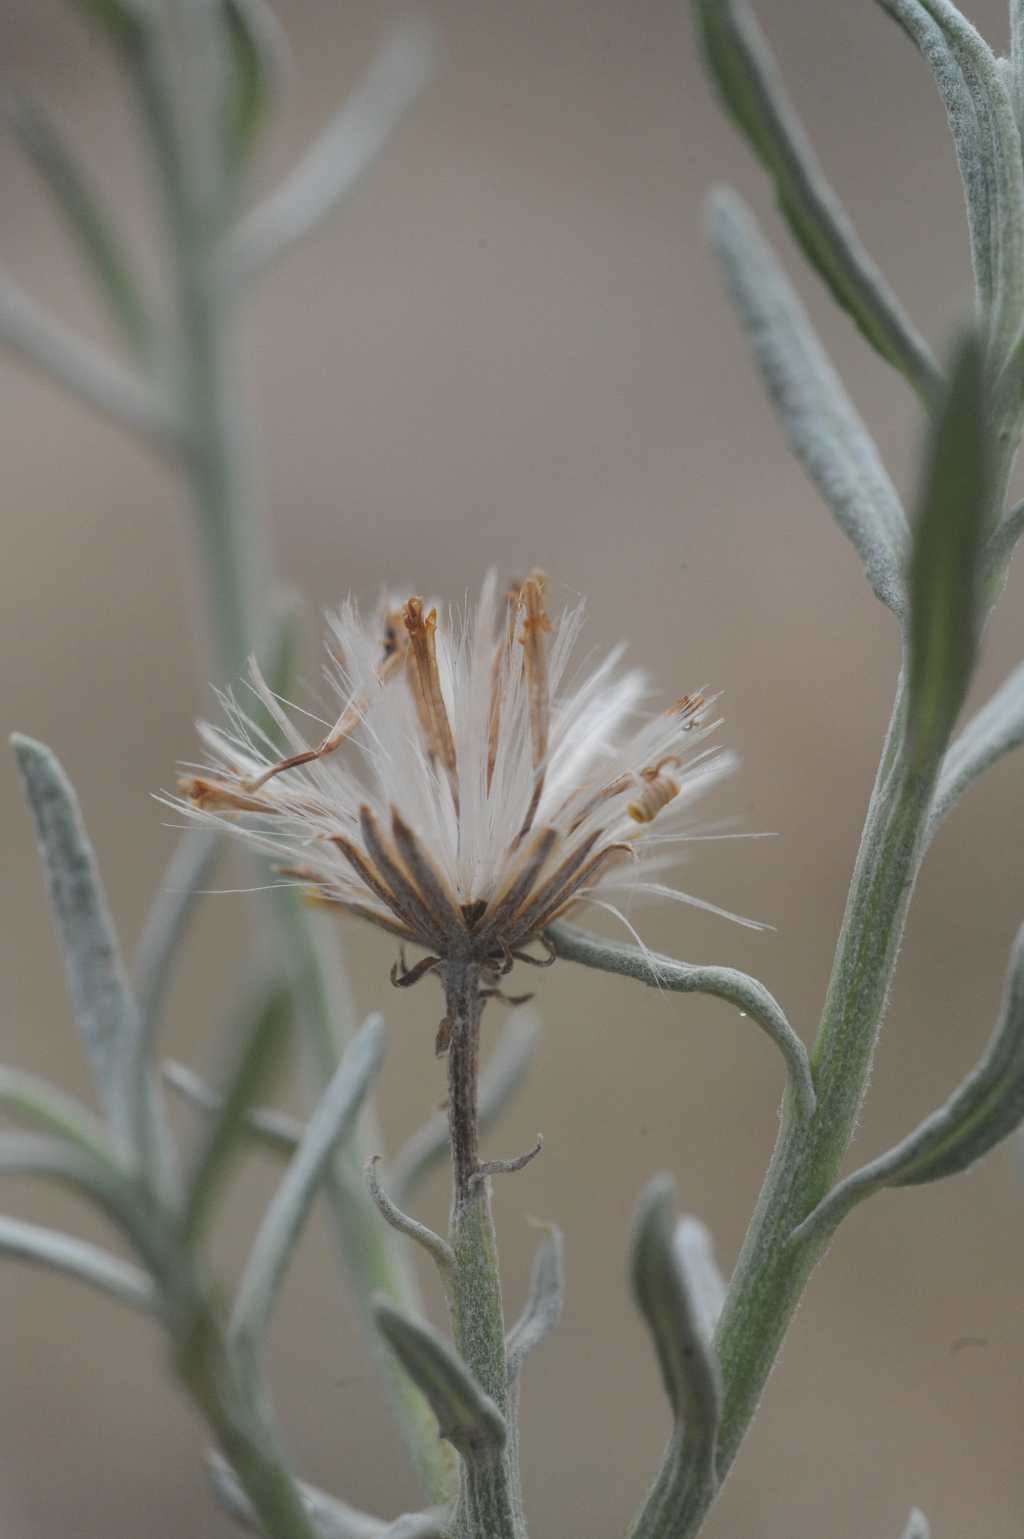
[442,962,519,1539]
[713,681,920,1471]
[690,459,1008,1530]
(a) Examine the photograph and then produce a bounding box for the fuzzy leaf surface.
[708,188,908,619]
[903,330,989,782]
[11,736,155,1172]
[229,1013,386,1352]
[0,1212,157,1314]
[547,918,814,1119]
[505,1224,563,1379]
[5,89,151,359]
[372,1296,507,1458]
[929,654,1024,833]
[796,920,1024,1243]
[627,1177,721,1539]
[697,0,940,401]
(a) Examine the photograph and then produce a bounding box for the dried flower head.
[179,571,733,1023]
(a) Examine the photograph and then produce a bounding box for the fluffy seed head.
[178,571,734,971]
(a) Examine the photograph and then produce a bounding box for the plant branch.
[545,919,814,1120]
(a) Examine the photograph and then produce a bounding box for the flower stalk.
[442,962,519,1539]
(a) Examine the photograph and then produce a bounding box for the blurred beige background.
[0,0,1022,1534]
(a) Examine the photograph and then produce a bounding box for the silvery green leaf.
[4,89,152,360]
[673,1217,727,1342]
[875,0,1024,371]
[903,331,989,782]
[546,919,815,1121]
[162,1058,303,1158]
[376,1514,447,1539]
[230,1014,387,1354]
[630,1176,721,1436]
[795,920,1024,1245]
[219,0,289,170]
[982,495,1024,585]
[696,0,941,403]
[0,273,181,449]
[0,1132,162,1263]
[132,828,221,1049]
[708,188,908,620]
[204,1450,389,1539]
[181,981,292,1242]
[364,1158,455,1273]
[929,654,1024,835]
[10,735,167,1184]
[389,1008,541,1202]
[900,1510,931,1539]
[505,1225,563,1380]
[0,1064,116,1167]
[0,1212,157,1314]
[372,1296,507,1458]
[1012,0,1024,132]
[226,20,436,287]
[0,1131,114,1189]
[627,1177,721,1539]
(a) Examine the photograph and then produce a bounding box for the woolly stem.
[442,962,521,1539]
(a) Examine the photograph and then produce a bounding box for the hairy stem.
[443,962,520,1539]
[646,679,945,1537]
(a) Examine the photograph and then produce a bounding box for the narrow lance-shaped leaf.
[627,1175,722,1539]
[928,653,1024,836]
[708,188,909,620]
[794,919,1024,1246]
[0,1212,157,1316]
[631,1178,722,1435]
[4,89,153,360]
[874,0,1024,372]
[225,20,436,288]
[371,1296,507,1460]
[218,0,289,173]
[696,0,941,404]
[0,1131,165,1266]
[162,1057,304,1159]
[0,1063,118,1168]
[546,918,815,1121]
[0,269,182,451]
[981,493,1024,587]
[132,827,221,1050]
[180,982,292,1242]
[204,1448,403,1539]
[902,329,989,783]
[375,1515,448,1539]
[389,1008,541,1202]
[11,736,154,1174]
[1012,0,1024,136]
[674,1217,728,1342]
[229,1013,387,1356]
[505,1224,563,1380]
